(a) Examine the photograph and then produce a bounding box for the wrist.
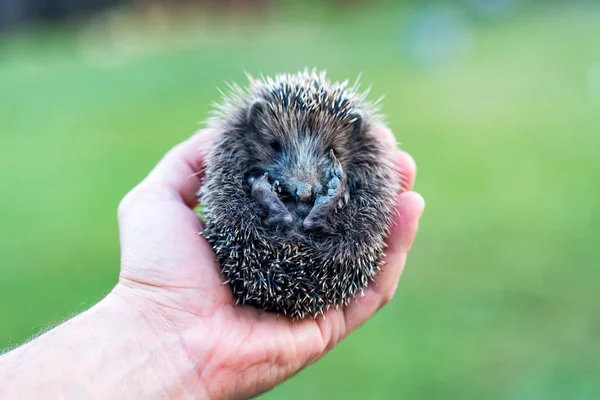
[110,283,246,399]
[0,285,210,400]
[107,284,211,398]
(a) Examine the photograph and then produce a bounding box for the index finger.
[137,128,219,208]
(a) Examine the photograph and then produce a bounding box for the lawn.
[1,2,599,398]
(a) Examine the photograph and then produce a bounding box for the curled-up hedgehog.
[200,69,399,320]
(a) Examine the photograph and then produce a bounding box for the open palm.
[114,126,424,399]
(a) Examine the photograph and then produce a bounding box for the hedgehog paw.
[325,165,343,193]
[326,164,349,208]
[303,166,348,231]
[303,212,329,232]
[250,173,293,227]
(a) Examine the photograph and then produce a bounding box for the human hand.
[113,125,425,399]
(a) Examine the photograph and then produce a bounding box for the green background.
[1,1,599,398]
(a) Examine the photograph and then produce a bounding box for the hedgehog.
[200,69,399,320]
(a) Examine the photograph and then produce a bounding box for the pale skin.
[0,125,424,399]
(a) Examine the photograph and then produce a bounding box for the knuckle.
[379,285,398,308]
[117,184,147,220]
[164,142,185,162]
[117,191,134,220]
[380,292,393,307]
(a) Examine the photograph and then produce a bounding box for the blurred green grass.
[1,2,600,398]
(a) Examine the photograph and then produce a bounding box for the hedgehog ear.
[246,99,267,128]
[349,111,364,135]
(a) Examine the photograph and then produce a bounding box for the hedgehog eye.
[269,141,282,154]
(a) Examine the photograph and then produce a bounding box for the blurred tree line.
[0,0,528,33]
[1,0,115,30]
[0,0,268,31]
[0,0,377,32]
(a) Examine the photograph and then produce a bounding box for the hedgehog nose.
[294,183,313,202]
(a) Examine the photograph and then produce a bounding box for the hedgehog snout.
[294,183,314,202]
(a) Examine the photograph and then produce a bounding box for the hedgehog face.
[242,99,358,231]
